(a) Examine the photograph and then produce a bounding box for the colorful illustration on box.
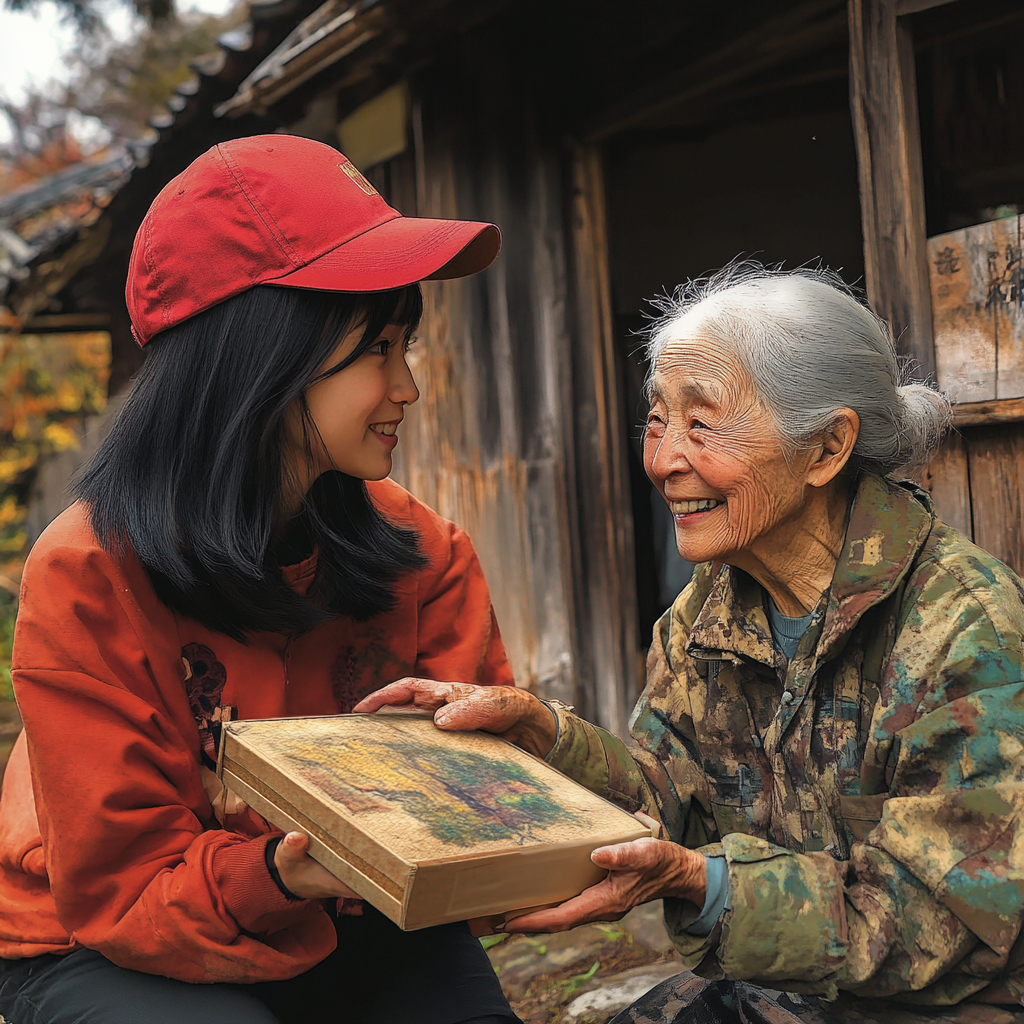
[261,719,581,849]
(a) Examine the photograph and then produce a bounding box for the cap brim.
[264,216,500,292]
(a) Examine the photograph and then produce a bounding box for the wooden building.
[6,0,1024,732]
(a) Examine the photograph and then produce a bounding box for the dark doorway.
[602,108,866,647]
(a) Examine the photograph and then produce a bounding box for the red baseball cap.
[126,135,501,345]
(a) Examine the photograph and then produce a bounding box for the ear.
[806,409,860,488]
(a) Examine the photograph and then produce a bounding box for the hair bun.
[894,383,952,470]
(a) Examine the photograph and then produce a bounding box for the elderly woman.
[357,266,1024,1023]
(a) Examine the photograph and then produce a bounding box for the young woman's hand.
[274,831,362,902]
[501,837,707,933]
[352,678,558,759]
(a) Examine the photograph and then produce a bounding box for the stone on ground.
[563,963,685,1022]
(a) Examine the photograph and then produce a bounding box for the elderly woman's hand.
[352,678,558,759]
[501,837,707,933]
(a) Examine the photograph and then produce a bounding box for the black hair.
[76,283,426,641]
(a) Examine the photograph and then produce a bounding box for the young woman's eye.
[368,337,392,357]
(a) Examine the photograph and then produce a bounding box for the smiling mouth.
[669,498,723,514]
[369,422,399,436]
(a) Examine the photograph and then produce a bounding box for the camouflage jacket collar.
[685,474,935,669]
[686,565,781,671]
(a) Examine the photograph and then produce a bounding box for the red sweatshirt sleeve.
[11,510,335,982]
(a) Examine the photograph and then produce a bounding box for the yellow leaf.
[0,454,35,483]
[56,380,82,412]
[42,422,80,453]
[0,531,26,553]
[0,496,20,528]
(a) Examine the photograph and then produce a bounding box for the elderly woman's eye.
[690,418,709,431]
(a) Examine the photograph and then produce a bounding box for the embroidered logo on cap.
[340,162,379,197]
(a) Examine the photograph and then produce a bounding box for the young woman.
[0,136,519,1024]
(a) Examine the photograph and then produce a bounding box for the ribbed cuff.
[684,855,731,936]
[537,700,562,754]
[542,703,583,767]
[264,835,300,900]
[213,833,310,933]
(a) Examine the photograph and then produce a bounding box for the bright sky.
[0,0,235,136]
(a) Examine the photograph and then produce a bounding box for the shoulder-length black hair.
[76,283,426,641]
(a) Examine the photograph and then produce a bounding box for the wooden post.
[566,142,639,736]
[848,0,936,379]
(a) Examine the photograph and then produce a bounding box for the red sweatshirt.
[0,479,514,981]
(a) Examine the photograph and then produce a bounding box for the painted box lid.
[219,713,650,930]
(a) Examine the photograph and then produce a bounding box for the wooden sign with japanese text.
[929,216,1024,402]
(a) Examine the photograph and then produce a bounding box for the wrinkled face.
[644,334,812,566]
[300,318,420,483]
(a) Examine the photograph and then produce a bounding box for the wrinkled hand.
[502,837,707,934]
[353,678,557,759]
[274,831,362,904]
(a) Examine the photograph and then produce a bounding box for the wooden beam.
[894,0,959,15]
[848,0,936,378]
[584,0,847,141]
[952,397,1024,428]
[567,142,639,734]
[13,313,112,333]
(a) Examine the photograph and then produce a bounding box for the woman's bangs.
[315,284,424,382]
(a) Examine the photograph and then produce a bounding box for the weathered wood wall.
[849,0,1024,580]
[368,42,638,733]
[919,423,1024,576]
[917,211,1024,578]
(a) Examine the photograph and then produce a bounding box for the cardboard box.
[218,713,650,930]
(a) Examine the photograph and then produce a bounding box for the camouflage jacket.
[547,473,1024,1006]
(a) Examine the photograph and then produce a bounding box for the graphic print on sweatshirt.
[330,636,409,713]
[182,642,230,769]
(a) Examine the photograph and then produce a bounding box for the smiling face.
[295,317,420,486]
[643,334,817,568]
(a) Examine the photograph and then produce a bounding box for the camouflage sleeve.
[545,606,715,848]
[543,703,661,822]
[673,568,1024,1003]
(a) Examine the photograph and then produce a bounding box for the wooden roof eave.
[212,0,513,123]
[216,0,399,117]
[214,0,394,118]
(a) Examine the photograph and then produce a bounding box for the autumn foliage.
[0,331,110,697]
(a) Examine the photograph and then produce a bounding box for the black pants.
[0,905,519,1024]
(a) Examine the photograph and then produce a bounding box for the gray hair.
[644,263,951,475]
